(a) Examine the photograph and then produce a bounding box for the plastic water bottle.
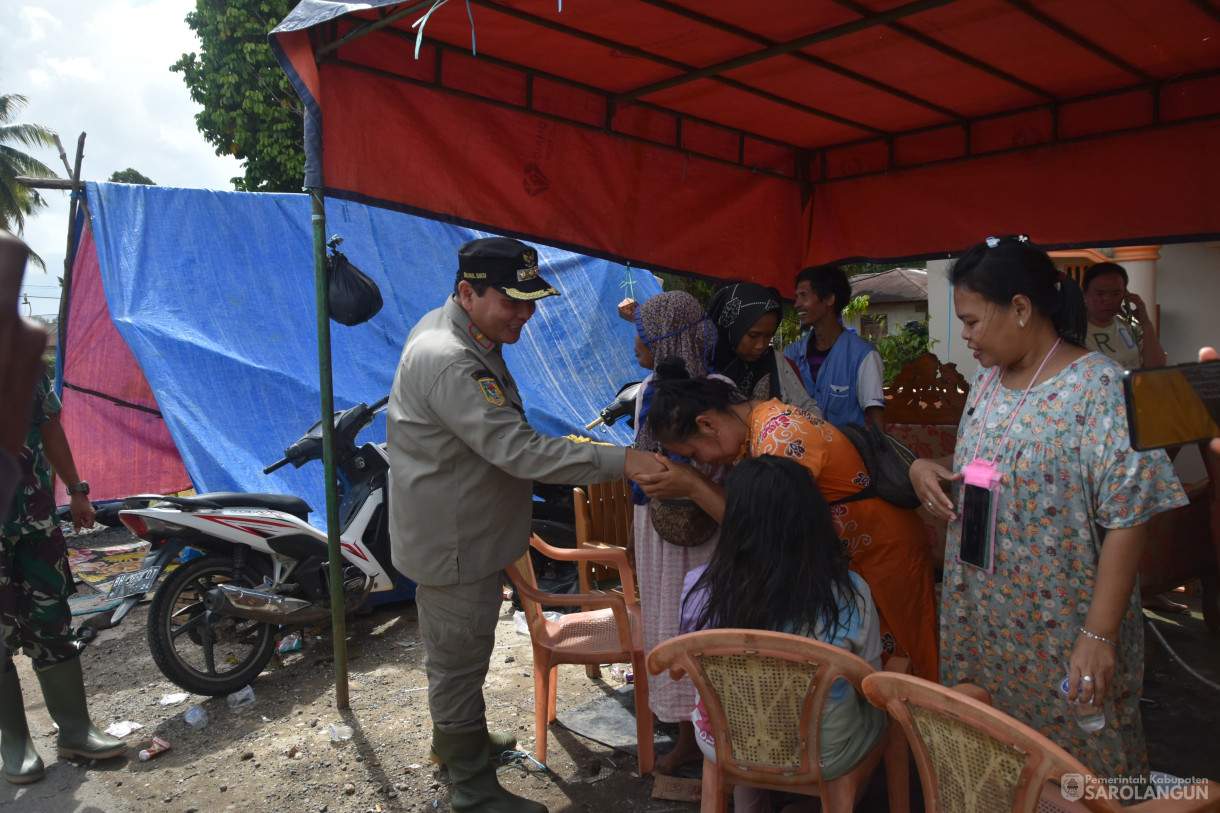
[184,706,208,729]
[1059,677,1106,732]
[227,685,256,709]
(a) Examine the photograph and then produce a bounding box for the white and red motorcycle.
[113,397,400,695]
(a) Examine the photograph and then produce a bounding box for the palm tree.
[1,91,58,267]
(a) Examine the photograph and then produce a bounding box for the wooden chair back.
[574,478,634,593]
[884,352,970,572]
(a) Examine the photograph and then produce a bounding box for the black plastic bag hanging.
[326,236,383,326]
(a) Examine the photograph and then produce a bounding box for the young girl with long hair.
[680,455,888,812]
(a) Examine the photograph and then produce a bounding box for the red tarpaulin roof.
[272,0,1220,290]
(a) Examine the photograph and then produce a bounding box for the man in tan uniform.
[388,237,659,813]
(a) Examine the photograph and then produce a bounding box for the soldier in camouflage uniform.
[0,367,126,784]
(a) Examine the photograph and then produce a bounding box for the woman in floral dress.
[910,235,1186,779]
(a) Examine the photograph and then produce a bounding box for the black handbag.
[327,246,383,327]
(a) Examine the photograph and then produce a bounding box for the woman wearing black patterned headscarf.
[706,282,821,415]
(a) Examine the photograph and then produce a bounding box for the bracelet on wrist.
[1078,626,1117,647]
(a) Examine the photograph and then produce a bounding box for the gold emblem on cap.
[522,249,536,266]
[516,267,540,282]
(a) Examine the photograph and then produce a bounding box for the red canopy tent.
[269,0,1220,704]
[271,0,1220,291]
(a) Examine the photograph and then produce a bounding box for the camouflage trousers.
[0,526,83,673]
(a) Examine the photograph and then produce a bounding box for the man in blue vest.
[783,264,886,430]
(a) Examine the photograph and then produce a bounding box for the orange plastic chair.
[646,629,910,813]
[504,534,653,774]
[861,672,1219,813]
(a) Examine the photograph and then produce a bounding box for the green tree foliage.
[841,294,870,321]
[0,92,58,249]
[171,0,305,192]
[654,271,716,309]
[109,167,156,185]
[873,318,935,386]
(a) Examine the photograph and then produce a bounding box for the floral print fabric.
[942,353,1186,778]
[744,400,940,682]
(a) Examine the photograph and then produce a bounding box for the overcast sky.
[5,0,244,318]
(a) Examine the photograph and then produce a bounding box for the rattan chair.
[504,534,653,774]
[862,672,1218,813]
[646,628,910,813]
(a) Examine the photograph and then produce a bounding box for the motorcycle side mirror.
[586,381,642,431]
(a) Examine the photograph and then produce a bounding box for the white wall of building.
[925,258,967,371]
[1155,242,1220,365]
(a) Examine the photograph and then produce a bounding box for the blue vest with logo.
[783,330,876,427]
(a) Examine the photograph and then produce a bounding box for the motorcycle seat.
[193,492,313,520]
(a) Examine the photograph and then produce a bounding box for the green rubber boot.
[429,728,517,765]
[34,657,127,761]
[0,670,45,784]
[432,726,546,813]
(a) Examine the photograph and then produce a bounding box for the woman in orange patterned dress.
[634,358,939,682]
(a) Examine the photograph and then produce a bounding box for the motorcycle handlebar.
[263,396,389,475]
[263,458,290,475]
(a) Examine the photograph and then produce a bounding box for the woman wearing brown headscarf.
[626,290,723,775]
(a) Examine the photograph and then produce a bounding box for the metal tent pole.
[309,186,350,708]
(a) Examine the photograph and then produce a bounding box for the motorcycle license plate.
[107,566,161,600]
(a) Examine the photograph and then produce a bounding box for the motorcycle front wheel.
[146,553,277,696]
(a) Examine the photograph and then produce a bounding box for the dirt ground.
[3,524,1218,813]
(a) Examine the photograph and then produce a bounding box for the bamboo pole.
[14,176,82,191]
[309,186,350,708]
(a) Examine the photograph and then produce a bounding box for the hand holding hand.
[633,455,704,500]
[624,448,665,480]
[911,458,961,520]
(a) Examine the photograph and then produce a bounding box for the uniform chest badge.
[478,377,506,406]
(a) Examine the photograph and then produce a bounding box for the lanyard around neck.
[969,338,1062,463]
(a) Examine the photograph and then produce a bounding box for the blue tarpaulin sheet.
[85,182,660,527]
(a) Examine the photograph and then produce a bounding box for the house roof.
[850,268,928,303]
